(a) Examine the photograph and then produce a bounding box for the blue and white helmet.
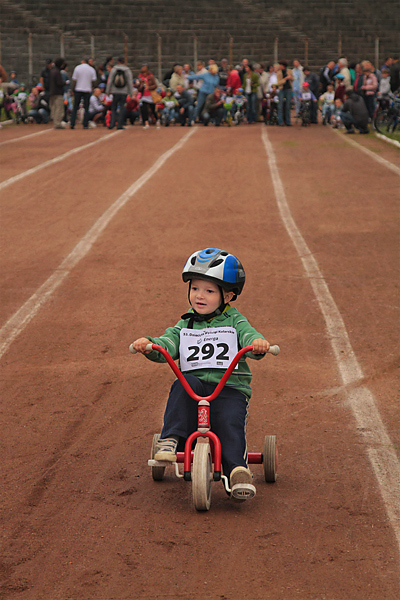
[182,248,245,296]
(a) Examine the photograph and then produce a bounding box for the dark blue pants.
[160,374,249,477]
[70,91,91,128]
[110,93,127,129]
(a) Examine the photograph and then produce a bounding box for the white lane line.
[262,128,400,553]
[0,128,52,147]
[0,128,196,358]
[0,130,121,191]
[334,129,400,176]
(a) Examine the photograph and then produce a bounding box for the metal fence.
[0,30,386,87]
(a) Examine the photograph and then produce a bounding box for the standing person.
[292,59,304,118]
[361,64,378,120]
[303,66,320,123]
[353,63,364,96]
[218,58,229,89]
[106,56,133,130]
[337,58,352,92]
[187,64,220,124]
[226,65,241,94]
[242,63,259,124]
[69,59,97,129]
[169,65,186,91]
[49,58,66,129]
[131,247,271,501]
[137,64,158,129]
[319,60,335,94]
[389,56,400,93]
[276,60,293,126]
[40,59,53,92]
[182,63,195,88]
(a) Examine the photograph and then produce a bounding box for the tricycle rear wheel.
[263,435,278,482]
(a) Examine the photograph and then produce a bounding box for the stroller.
[299,99,312,126]
[14,96,28,124]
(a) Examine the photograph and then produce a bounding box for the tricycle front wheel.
[192,441,213,511]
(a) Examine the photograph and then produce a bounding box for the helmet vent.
[190,256,197,265]
[209,258,223,268]
[220,251,228,256]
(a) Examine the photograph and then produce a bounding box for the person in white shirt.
[70,59,97,129]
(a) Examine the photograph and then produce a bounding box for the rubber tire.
[151,433,166,481]
[374,110,391,134]
[192,442,212,511]
[263,435,278,483]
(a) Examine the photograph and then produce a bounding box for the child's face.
[189,279,232,314]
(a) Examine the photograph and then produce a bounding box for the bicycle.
[374,93,399,135]
[130,341,280,511]
[224,102,233,126]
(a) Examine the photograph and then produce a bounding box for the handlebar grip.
[268,345,280,356]
[129,343,153,354]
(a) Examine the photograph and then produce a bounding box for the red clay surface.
[0,121,399,600]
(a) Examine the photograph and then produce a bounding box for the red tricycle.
[129,342,280,511]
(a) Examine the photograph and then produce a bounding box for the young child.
[132,248,271,500]
[331,97,344,128]
[161,88,178,126]
[232,87,246,124]
[297,82,317,125]
[319,82,335,125]
[377,68,391,110]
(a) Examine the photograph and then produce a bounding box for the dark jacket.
[49,65,65,96]
[204,92,224,114]
[174,89,193,109]
[341,92,369,127]
[304,71,319,97]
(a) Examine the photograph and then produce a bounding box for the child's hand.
[132,337,152,353]
[251,338,270,354]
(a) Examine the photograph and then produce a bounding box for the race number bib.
[179,327,238,372]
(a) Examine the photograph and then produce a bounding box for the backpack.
[113,68,126,88]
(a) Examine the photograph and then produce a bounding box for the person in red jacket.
[226,66,241,94]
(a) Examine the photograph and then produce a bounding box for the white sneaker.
[154,437,178,462]
[143,124,150,129]
[89,121,97,128]
[230,466,256,501]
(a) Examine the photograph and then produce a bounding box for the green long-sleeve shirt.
[144,306,265,399]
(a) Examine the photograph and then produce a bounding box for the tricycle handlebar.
[129,342,280,403]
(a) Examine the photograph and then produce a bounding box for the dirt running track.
[0,122,399,600]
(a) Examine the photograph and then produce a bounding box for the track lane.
[0,125,399,599]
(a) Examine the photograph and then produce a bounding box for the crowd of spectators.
[1,54,399,134]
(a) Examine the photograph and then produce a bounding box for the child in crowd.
[377,68,391,110]
[222,89,234,123]
[331,98,344,128]
[334,73,346,102]
[125,90,140,125]
[318,82,335,124]
[296,82,317,125]
[186,80,197,102]
[132,248,271,501]
[232,87,246,124]
[161,88,178,126]
[11,83,28,122]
